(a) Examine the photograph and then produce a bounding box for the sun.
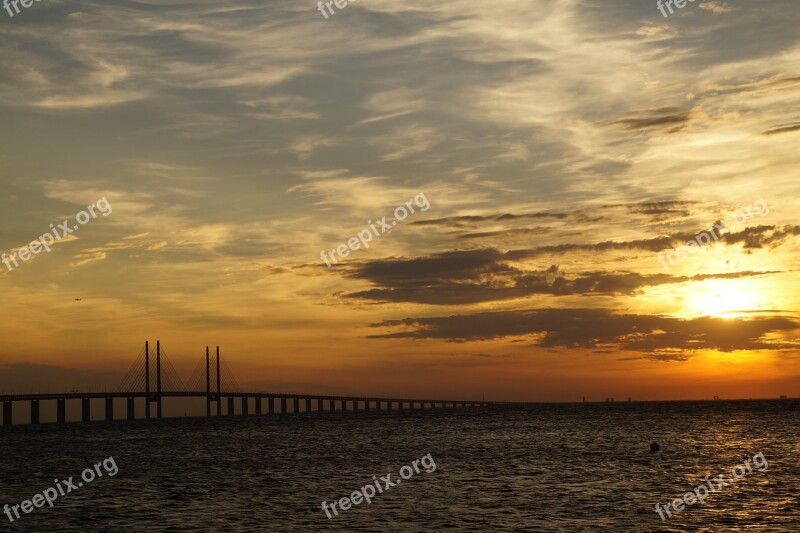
[681,278,767,318]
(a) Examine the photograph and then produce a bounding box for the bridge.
[0,341,496,425]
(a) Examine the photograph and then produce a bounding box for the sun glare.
[682,279,768,318]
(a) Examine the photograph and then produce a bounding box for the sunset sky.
[1,0,799,401]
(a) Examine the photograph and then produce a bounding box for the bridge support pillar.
[82,398,91,422]
[127,398,135,420]
[317,399,324,413]
[293,398,300,415]
[387,400,392,410]
[256,397,262,415]
[268,397,275,415]
[57,399,66,423]
[329,399,335,412]
[2,401,11,425]
[341,399,347,412]
[242,397,248,416]
[106,398,114,421]
[30,400,39,424]
[305,398,311,413]
[227,397,234,416]
[364,400,370,412]
[280,398,287,416]
[353,400,359,412]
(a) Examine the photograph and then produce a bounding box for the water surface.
[1,400,798,531]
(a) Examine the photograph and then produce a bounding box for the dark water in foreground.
[0,401,798,531]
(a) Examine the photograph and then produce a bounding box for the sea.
[1,400,798,531]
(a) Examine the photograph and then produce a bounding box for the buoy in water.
[650,442,660,452]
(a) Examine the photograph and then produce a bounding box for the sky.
[1,0,799,401]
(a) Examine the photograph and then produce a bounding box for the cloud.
[608,108,692,133]
[762,122,800,136]
[626,200,696,220]
[699,2,736,14]
[343,248,779,304]
[368,308,800,353]
[635,24,677,40]
[505,224,800,259]
[457,227,553,240]
[722,224,800,250]
[410,212,570,228]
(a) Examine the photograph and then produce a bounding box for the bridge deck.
[0,391,512,404]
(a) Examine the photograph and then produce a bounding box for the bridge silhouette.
[0,341,500,425]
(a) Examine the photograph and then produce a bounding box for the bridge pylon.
[143,340,164,419]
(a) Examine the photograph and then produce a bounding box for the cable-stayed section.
[3,338,495,425]
[116,344,146,393]
[219,356,241,393]
[156,346,186,393]
[185,351,210,393]
[111,341,240,396]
